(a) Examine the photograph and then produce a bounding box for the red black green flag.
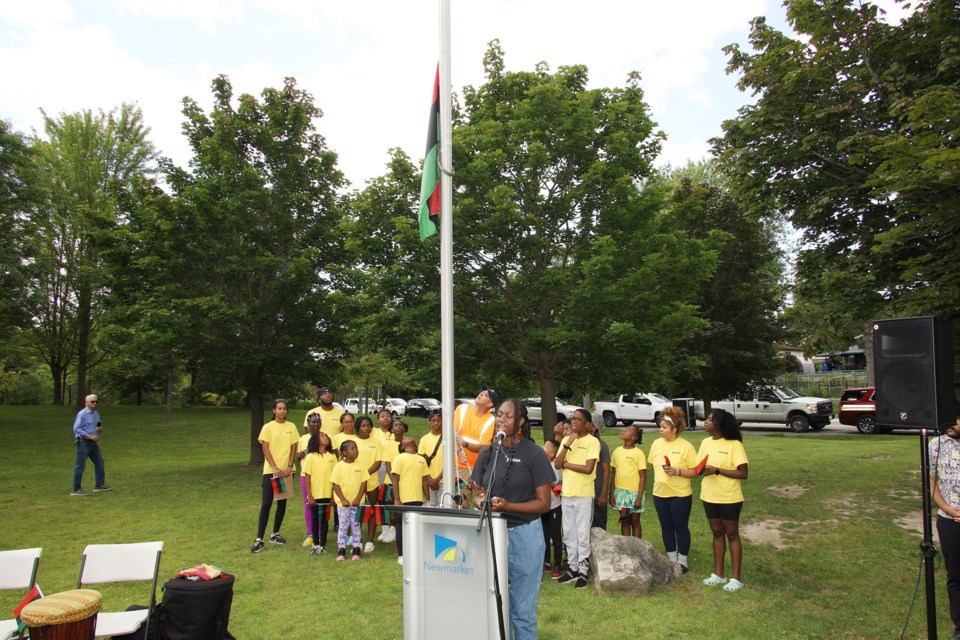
[15,584,43,634]
[418,65,440,240]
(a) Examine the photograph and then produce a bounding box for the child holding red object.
[302,431,337,555]
[391,435,430,565]
[355,416,384,553]
[609,425,647,538]
[648,406,697,572]
[331,440,369,561]
[541,440,563,577]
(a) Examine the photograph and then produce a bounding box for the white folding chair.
[76,541,163,638]
[0,547,42,640]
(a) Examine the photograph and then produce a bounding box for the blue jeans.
[73,438,105,491]
[507,518,545,640]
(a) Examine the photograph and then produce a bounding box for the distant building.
[812,347,867,372]
[775,344,815,374]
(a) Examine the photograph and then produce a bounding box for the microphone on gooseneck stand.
[495,431,505,445]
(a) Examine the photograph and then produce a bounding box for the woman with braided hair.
[471,399,555,640]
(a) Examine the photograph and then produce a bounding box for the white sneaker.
[363,541,375,554]
[703,573,728,586]
[382,526,396,543]
[397,556,404,565]
[377,529,386,542]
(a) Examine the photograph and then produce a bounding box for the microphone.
[494,431,505,444]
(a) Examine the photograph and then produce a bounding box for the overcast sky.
[0,0,911,189]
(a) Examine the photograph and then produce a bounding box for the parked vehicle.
[344,397,377,414]
[454,398,475,408]
[524,397,584,425]
[406,398,442,418]
[694,386,833,433]
[838,387,887,434]
[382,398,408,417]
[593,393,672,428]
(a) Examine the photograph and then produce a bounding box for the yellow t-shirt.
[332,432,359,455]
[330,459,370,507]
[258,420,299,475]
[355,436,382,490]
[301,451,338,500]
[559,434,600,498]
[454,404,495,473]
[380,439,402,485]
[304,406,345,438]
[376,428,394,451]
[648,437,697,498]
[418,432,443,478]
[392,452,429,503]
[698,437,749,504]
[611,446,647,492]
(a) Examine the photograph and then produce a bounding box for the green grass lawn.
[0,405,948,639]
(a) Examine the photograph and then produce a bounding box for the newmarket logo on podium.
[424,534,475,576]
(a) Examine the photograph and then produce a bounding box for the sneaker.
[302,537,313,547]
[382,526,396,543]
[556,571,578,585]
[543,562,551,572]
[680,564,689,574]
[397,556,404,565]
[703,573,728,586]
[551,567,562,579]
[250,539,264,553]
[93,485,112,492]
[377,529,387,542]
[363,541,375,554]
[575,576,589,589]
[351,547,361,561]
[336,548,346,562]
[269,532,286,545]
[723,578,743,592]
[309,545,323,556]
[70,489,88,496]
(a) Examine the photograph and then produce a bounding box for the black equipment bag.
[156,574,235,640]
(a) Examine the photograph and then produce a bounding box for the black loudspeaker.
[873,316,955,429]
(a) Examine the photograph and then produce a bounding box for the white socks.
[668,551,678,562]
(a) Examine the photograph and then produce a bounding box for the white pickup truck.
[694,386,833,433]
[593,393,672,428]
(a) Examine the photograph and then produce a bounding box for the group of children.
[253,401,442,564]
[252,398,748,592]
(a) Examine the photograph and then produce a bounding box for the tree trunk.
[164,366,174,426]
[863,320,875,387]
[249,390,265,466]
[74,281,91,410]
[136,385,143,405]
[50,360,63,405]
[538,374,558,442]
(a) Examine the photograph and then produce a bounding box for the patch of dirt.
[742,519,791,550]
[868,454,893,460]
[894,512,924,536]
[766,484,809,499]
[824,496,859,518]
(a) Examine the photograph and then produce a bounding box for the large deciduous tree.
[713,0,960,360]
[30,105,158,405]
[169,75,345,464]
[452,42,708,431]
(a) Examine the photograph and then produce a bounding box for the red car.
[839,387,888,434]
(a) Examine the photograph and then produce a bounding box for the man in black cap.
[304,386,344,438]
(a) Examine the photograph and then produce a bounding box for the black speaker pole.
[920,428,939,640]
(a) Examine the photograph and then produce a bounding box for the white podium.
[397,506,511,640]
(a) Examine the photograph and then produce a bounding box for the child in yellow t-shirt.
[298,413,321,547]
[331,440,370,561]
[302,431,337,555]
[391,436,430,565]
[609,426,647,538]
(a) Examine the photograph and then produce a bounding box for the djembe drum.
[20,589,102,640]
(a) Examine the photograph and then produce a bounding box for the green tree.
[28,105,158,405]
[660,163,786,410]
[451,42,706,432]
[169,75,345,464]
[713,0,960,360]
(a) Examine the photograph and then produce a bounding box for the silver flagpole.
[438,0,457,509]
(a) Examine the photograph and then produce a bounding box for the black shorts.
[702,500,743,521]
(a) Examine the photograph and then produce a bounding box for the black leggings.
[309,499,331,546]
[653,495,692,555]
[257,474,288,539]
[541,506,562,566]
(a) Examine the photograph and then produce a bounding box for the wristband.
[715,468,721,476]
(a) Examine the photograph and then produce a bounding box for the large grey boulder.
[590,527,681,594]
